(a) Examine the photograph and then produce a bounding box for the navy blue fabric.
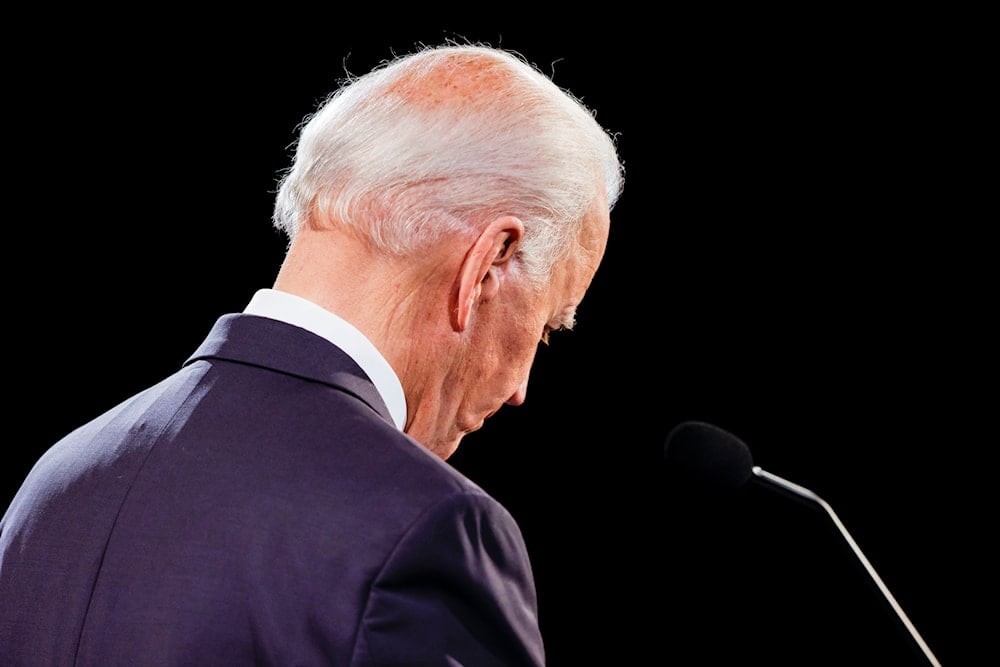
[1,314,544,666]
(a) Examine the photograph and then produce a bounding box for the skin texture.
[273,195,610,460]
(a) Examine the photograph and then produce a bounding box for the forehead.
[547,203,611,319]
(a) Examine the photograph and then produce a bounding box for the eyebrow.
[557,307,578,331]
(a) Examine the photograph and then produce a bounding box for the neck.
[272,226,461,432]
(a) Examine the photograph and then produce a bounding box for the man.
[1,43,624,665]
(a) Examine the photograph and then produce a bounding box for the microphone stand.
[751,466,941,667]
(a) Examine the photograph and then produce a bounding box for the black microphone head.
[664,421,754,491]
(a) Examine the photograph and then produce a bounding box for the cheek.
[474,321,539,379]
[466,299,546,394]
[502,327,542,379]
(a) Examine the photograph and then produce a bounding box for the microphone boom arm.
[751,466,942,667]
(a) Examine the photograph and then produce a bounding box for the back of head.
[273,42,624,286]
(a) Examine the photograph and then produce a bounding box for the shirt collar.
[243,288,407,431]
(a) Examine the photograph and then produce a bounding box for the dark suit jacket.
[0,314,545,666]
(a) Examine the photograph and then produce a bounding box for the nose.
[505,378,528,406]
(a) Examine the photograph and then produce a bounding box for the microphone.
[663,420,942,667]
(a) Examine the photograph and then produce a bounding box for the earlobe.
[451,216,524,332]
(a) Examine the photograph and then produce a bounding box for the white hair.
[273,43,624,286]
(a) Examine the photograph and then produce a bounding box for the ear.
[451,216,524,331]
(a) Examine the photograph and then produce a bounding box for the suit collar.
[185,313,395,426]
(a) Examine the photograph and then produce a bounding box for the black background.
[7,12,990,666]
